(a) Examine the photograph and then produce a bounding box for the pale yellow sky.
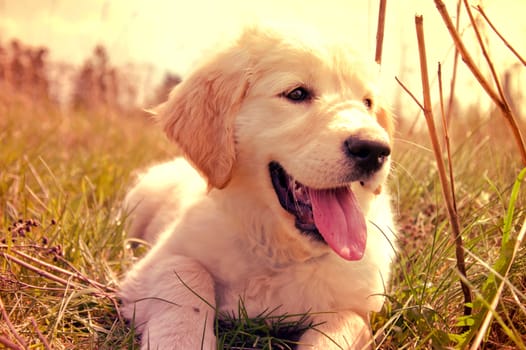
[1,0,525,115]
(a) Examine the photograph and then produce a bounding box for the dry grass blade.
[1,249,115,301]
[375,0,387,64]
[470,216,526,350]
[434,0,501,107]
[475,5,526,66]
[445,0,462,127]
[5,246,116,292]
[434,0,526,166]
[414,14,472,318]
[462,0,506,106]
[0,297,27,349]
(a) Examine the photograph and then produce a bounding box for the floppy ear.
[375,104,395,142]
[155,47,250,189]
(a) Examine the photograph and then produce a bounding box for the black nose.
[345,137,391,173]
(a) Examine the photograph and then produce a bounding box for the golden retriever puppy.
[120,26,397,350]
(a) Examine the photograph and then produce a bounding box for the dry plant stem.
[462,0,506,103]
[2,251,75,286]
[0,297,27,349]
[30,317,52,350]
[475,5,526,66]
[2,249,121,321]
[395,77,424,111]
[0,336,23,350]
[438,63,457,212]
[434,0,500,105]
[470,216,526,350]
[2,246,116,292]
[434,0,526,166]
[395,76,425,137]
[414,15,472,318]
[375,0,387,64]
[445,0,462,127]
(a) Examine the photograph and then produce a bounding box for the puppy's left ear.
[375,104,395,142]
[155,47,250,189]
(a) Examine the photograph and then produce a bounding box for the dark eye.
[285,87,311,102]
[363,98,373,109]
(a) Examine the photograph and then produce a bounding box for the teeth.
[270,163,316,231]
[292,182,311,204]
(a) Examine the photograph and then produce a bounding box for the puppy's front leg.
[120,253,216,350]
[297,311,372,350]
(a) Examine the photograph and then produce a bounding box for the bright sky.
[1,0,524,115]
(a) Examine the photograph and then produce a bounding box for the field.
[1,77,525,350]
[1,9,526,349]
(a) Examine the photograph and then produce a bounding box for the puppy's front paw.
[296,312,371,350]
[136,307,217,350]
[120,254,217,350]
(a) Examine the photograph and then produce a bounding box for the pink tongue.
[309,187,367,260]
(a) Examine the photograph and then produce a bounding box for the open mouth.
[269,161,367,261]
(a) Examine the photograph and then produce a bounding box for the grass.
[1,88,525,349]
[0,92,172,349]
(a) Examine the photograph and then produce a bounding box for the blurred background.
[0,0,524,123]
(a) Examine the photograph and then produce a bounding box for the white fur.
[120,26,397,350]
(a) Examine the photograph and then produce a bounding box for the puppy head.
[155,42,250,189]
[156,26,395,194]
[155,26,395,261]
